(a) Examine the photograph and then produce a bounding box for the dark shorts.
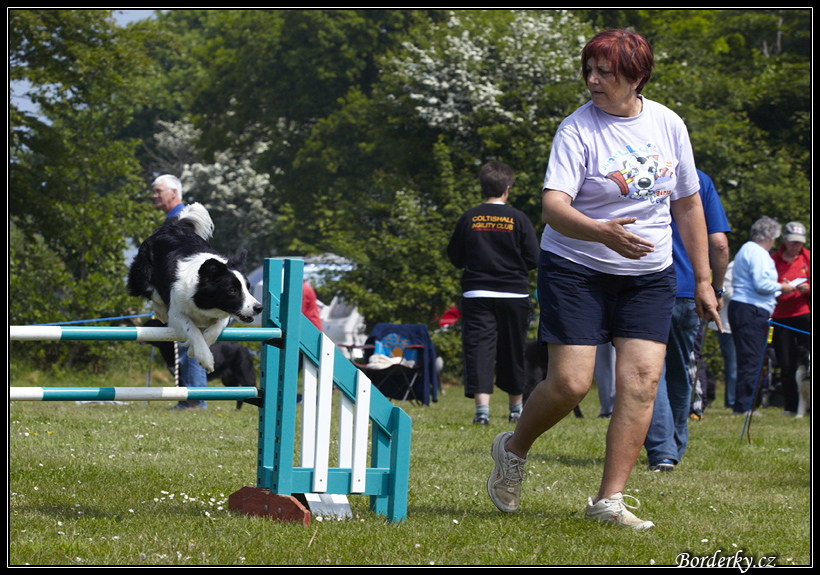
[537,250,676,346]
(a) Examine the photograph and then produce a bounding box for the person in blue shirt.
[644,170,730,471]
[151,174,208,410]
[152,174,186,219]
[729,216,789,416]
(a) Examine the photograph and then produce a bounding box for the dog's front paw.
[195,349,215,373]
[200,359,215,373]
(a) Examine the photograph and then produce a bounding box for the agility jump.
[9,258,412,525]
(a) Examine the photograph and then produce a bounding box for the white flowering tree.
[389,10,589,143]
[376,9,591,220]
[291,10,593,332]
[153,120,278,268]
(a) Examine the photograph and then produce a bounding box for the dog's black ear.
[199,258,228,281]
[228,250,248,272]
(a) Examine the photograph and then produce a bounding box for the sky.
[113,9,159,25]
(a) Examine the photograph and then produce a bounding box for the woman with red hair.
[487,29,721,530]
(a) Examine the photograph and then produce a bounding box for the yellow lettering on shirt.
[471,215,514,231]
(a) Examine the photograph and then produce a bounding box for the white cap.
[783,221,806,243]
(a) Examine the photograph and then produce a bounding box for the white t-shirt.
[541,96,699,275]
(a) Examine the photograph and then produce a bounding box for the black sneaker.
[473,414,489,425]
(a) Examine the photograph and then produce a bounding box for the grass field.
[9,362,812,566]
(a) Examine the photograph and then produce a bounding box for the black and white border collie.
[127,203,263,372]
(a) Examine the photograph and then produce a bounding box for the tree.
[284,11,593,330]
[12,9,809,371]
[150,120,278,268]
[632,9,811,252]
[9,9,157,367]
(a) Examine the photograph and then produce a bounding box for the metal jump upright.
[231,258,412,524]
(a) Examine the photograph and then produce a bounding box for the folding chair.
[341,323,438,406]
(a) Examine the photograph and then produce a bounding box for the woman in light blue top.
[731,217,782,313]
[728,216,788,414]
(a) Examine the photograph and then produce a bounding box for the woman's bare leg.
[596,337,666,501]
[505,343,596,459]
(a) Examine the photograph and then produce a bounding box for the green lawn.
[9,365,811,566]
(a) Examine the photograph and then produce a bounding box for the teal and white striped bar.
[10,386,260,402]
[9,326,281,343]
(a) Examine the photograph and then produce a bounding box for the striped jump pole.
[9,325,281,342]
[9,385,260,403]
[8,326,278,404]
[9,258,412,525]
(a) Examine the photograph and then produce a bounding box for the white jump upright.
[10,258,413,525]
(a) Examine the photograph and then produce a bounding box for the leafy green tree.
[380,10,591,217]
[9,9,810,376]
[151,120,278,268]
[9,9,157,367]
[267,10,596,364]
[631,9,811,251]
[129,10,446,261]
[181,10,439,156]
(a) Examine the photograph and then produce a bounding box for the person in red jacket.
[302,281,323,331]
[771,221,810,416]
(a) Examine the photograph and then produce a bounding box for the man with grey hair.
[728,216,792,416]
[152,174,185,218]
[150,174,208,410]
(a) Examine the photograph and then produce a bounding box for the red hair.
[581,30,655,94]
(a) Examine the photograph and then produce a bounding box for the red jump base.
[228,486,311,527]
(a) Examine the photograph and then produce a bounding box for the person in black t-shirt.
[447,161,540,425]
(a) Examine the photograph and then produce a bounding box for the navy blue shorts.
[537,250,676,346]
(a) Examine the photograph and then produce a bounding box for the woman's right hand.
[543,190,654,259]
[597,217,654,260]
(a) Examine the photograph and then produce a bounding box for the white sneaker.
[487,431,527,513]
[585,492,655,530]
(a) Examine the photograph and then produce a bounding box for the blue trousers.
[177,346,207,409]
[644,298,701,465]
[594,343,616,417]
[718,331,737,409]
[729,301,770,414]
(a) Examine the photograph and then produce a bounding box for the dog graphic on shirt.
[606,153,673,201]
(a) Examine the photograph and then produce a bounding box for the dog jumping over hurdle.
[142,318,260,409]
[127,203,263,373]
